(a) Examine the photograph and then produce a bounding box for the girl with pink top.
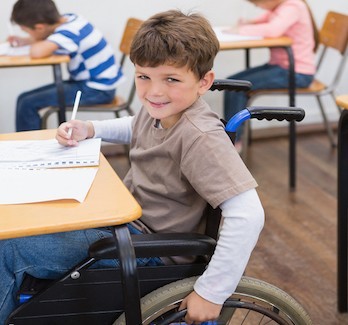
[224,0,318,146]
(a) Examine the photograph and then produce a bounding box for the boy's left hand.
[179,291,222,324]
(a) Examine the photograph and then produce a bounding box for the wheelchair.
[7,80,311,325]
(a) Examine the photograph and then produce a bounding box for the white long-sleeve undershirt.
[92,116,134,144]
[194,188,264,304]
[91,117,265,304]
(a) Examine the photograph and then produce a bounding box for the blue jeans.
[16,80,116,131]
[0,224,163,324]
[223,64,314,140]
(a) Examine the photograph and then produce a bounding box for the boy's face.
[135,64,214,129]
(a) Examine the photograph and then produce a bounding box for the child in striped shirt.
[8,0,124,131]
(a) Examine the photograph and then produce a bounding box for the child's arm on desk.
[56,116,134,146]
[29,39,59,58]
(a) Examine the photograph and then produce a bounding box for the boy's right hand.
[56,120,94,146]
[7,35,31,47]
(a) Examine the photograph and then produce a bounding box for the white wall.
[1,0,348,133]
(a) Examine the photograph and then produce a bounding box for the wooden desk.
[336,96,348,312]
[0,129,143,323]
[219,36,297,189]
[0,129,141,239]
[0,55,70,125]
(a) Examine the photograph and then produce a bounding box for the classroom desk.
[336,95,348,312]
[0,129,143,324]
[0,54,70,125]
[219,36,297,189]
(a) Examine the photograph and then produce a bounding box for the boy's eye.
[137,75,149,80]
[167,77,179,82]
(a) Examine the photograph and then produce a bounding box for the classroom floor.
[103,131,347,325]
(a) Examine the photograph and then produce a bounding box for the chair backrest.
[118,18,143,66]
[115,18,143,108]
[315,11,348,90]
[319,11,348,54]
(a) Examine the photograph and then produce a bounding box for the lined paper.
[0,138,101,169]
[0,138,101,204]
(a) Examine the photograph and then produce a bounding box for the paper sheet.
[213,26,263,43]
[0,42,30,56]
[0,138,101,169]
[0,167,98,204]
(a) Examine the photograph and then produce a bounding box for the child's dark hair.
[130,10,220,80]
[11,0,60,28]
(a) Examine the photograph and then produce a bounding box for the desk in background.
[0,55,70,125]
[219,36,297,189]
[0,129,143,323]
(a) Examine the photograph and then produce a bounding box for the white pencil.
[67,90,82,137]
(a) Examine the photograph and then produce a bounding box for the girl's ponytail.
[302,0,320,51]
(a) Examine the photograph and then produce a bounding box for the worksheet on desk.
[213,26,263,42]
[0,42,30,56]
[0,167,98,204]
[0,138,101,204]
[0,138,101,169]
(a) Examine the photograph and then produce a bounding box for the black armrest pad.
[89,233,216,259]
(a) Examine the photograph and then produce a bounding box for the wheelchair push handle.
[247,106,305,122]
[225,106,305,132]
[209,79,252,92]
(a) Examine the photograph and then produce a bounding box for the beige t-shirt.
[123,97,257,234]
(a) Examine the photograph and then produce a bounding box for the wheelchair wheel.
[114,276,312,325]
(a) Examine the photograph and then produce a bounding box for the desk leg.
[52,64,66,124]
[112,225,142,324]
[338,110,348,312]
[245,48,250,69]
[285,46,296,190]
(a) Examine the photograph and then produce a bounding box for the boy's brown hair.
[130,10,220,80]
[11,0,60,28]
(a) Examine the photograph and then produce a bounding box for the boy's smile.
[135,64,214,129]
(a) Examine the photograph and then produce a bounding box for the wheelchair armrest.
[88,233,217,259]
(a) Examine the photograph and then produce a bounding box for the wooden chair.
[246,11,348,147]
[336,94,348,110]
[41,17,143,129]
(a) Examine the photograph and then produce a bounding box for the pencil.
[67,90,82,137]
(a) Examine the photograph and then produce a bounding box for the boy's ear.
[198,70,215,95]
[33,23,46,31]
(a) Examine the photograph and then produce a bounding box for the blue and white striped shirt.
[48,14,123,91]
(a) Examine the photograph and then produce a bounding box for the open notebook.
[0,138,101,204]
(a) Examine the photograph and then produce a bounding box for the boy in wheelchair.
[0,10,264,324]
